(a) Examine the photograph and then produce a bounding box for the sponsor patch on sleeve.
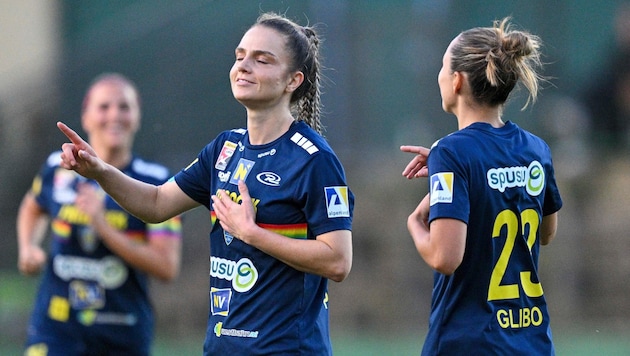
[324,186,350,218]
[430,172,454,206]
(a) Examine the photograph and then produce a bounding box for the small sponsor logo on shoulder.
[430,172,454,206]
[324,186,350,218]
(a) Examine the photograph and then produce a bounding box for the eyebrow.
[235,47,278,58]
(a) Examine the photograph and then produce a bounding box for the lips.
[235,78,255,84]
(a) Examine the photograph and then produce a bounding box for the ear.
[286,71,305,93]
[452,71,463,93]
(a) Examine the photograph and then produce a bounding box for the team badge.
[430,172,454,205]
[229,158,255,185]
[223,230,234,245]
[78,225,99,254]
[215,141,237,171]
[324,186,350,218]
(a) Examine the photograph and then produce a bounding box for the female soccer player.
[57,13,353,355]
[18,73,182,355]
[401,18,563,355]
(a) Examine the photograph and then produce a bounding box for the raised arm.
[57,121,199,222]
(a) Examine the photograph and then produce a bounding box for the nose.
[235,57,252,73]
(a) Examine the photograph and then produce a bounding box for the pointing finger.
[57,121,87,147]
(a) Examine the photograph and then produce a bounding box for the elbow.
[142,215,167,225]
[540,225,557,246]
[328,257,352,283]
[155,261,180,282]
[540,233,555,246]
[433,264,458,276]
[428,256,462,276]
[159,269,179,283]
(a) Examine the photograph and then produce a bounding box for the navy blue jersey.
[174,121,354,355]
[422,122,562,355]
[25,151,182,356]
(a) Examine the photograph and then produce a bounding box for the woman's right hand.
[57,121,105,179]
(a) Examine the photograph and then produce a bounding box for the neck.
[246,108,295,145]
[455,105,504,130]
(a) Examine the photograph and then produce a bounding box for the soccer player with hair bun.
[401,18,563,355]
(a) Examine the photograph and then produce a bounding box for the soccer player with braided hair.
[57,12,353,355]
[400,18,563,355]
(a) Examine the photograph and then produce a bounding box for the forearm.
[408,213,433,264]
[17,194,48,249]
[95,164,164,222]
[244,227,352,282]
[17,194,49,275]
[91,214,181,281]
[96,168,196,223]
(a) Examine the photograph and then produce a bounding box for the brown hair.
[450,17,544,110]
[81,73,141,114]
[255,13,324,133]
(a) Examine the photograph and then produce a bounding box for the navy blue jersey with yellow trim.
[174,121,354,355]
[422,121,562,355]
[25,151,179,355]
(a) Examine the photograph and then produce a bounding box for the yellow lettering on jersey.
[58,205,89,224]
[105,211,128,229]
[496,306,543,329]
[57,205,128,229]
[216,189,260,211]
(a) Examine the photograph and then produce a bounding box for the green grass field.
[2,269,630,355]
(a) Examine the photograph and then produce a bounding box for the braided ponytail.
[295,27,323,134]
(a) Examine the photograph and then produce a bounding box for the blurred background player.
[17,73,182,355]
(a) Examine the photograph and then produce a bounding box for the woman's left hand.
[211,180,258,244]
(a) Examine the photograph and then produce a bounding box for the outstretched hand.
[400,145,430,179]
[57,121,104,179]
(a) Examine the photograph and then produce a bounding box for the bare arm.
[57,122,199,222]
[407,193,466,275]
[17,193,49,275]
[76,184,182,281]
[211,180,352,282]
[540,212,558,246]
